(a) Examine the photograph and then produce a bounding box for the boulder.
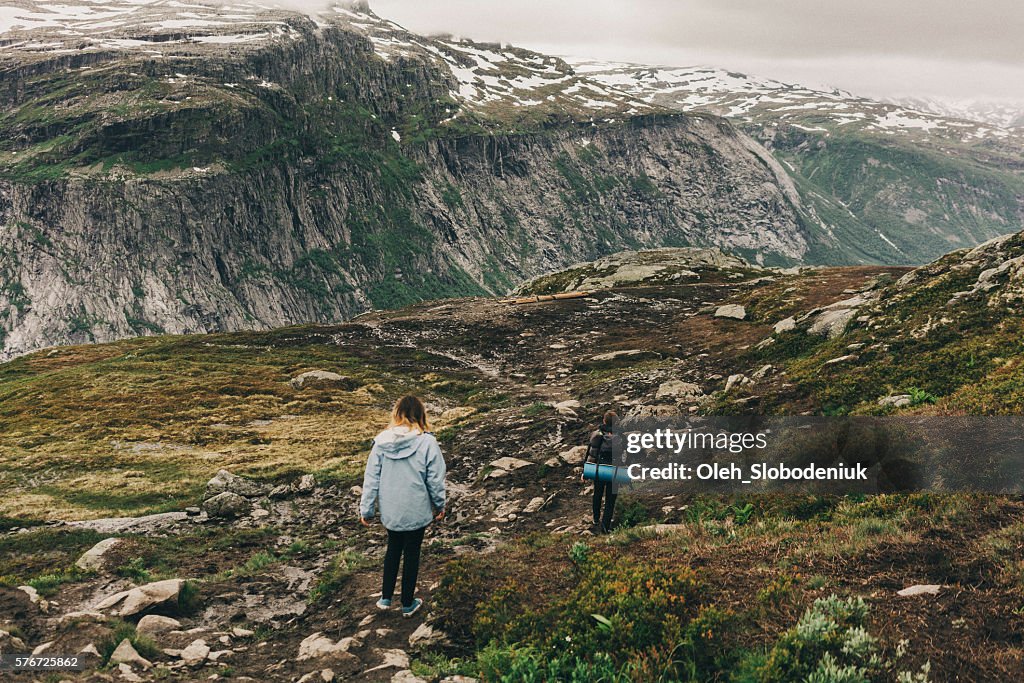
[118,663,143,682]
[365,649,411,674]
[655,380,703,400]
[75,537,123,571]
[94,579,184,617]
[136,615,181,637]
[180,638,210,666]
[878,395,913,409]
[714,304,747,320]
[724,374,752,392]
[296,474,316,493]
[109,639,152,669]
[808,308,858,339]
[299,632,344,661]
[558,446,587,465]
[551,400,581,417]
[408,623,445,649]
[773,317,797,334]
[205,469,265,498]
[523,497,546,514]
[203,491,252,519]
[290,371,357,390]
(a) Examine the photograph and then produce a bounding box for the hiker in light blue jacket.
[360,395,446,618]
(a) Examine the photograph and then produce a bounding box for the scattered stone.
[440,407,476,423]
[269,484,291,499]
[68,511,188,535]
[290,371,357,390]
[823,355,858,367]
[488,457,533,472]
[751,364,773,380]
[179,639,209,666]
[94,578,184,617]
[724,374,752,392]
[558,446,587,465]
[627,404,682,419]
[358,615,375,627]
[408,623,445,649]
[185,506,202,516]
[203,491,252,519]
[296,474,316,493]
[808,308,858,339]
[440,677,480,683]
[0,629,27,651]
[17,584,48,611]
[655,380,703,400]
[321,670,336,682]
[57,610,106,627]
[206,470,265,498]
[773,317,797,334]
[714,304,746,320]
[299,632,345,661]
[585,349,661,366]
[392,671,427,683]
[109,639,152,669]
[523,497,546,514]
[208,649,233,662]
[365,649,410,674]
[137,615,182,637]
[878,395,913,409]
[231,627,255,638]
[551,400,581,417]
[75,537,123,571]
[543,456,562,468]
[897,584,942,597]
[118,663,144,682]
[251,508,271,519]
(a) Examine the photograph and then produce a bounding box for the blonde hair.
[391,395,430,433]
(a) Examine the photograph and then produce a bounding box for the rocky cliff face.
[0,1,819,359]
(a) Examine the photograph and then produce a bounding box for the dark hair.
[391,395,430,432]
[601,410,618,431]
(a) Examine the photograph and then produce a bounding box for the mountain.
[1,235,1022,680]
[2,2,1022,363]
[574,61,1024,266]
[894,96,1024,131]
[0,1,822,360]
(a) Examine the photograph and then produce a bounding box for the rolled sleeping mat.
[583,462,633,484]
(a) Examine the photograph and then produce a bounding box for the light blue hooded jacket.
[360,426,447,532]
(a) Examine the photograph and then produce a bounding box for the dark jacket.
[587,428,615,465]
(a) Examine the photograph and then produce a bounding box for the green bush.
[475,557,708,667]
[759,595,879,683]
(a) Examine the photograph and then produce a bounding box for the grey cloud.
[365,0,1024,101]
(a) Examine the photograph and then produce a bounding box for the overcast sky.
[369,0,1024,103]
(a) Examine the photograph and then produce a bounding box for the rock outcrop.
[0,2,812,360]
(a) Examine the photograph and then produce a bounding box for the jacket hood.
[374,426,428,460]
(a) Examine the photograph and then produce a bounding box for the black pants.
[382,526,426,607]
[593,480,617,532]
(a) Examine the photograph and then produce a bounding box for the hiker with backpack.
[584,410,619,533]
[360,395,446,618]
